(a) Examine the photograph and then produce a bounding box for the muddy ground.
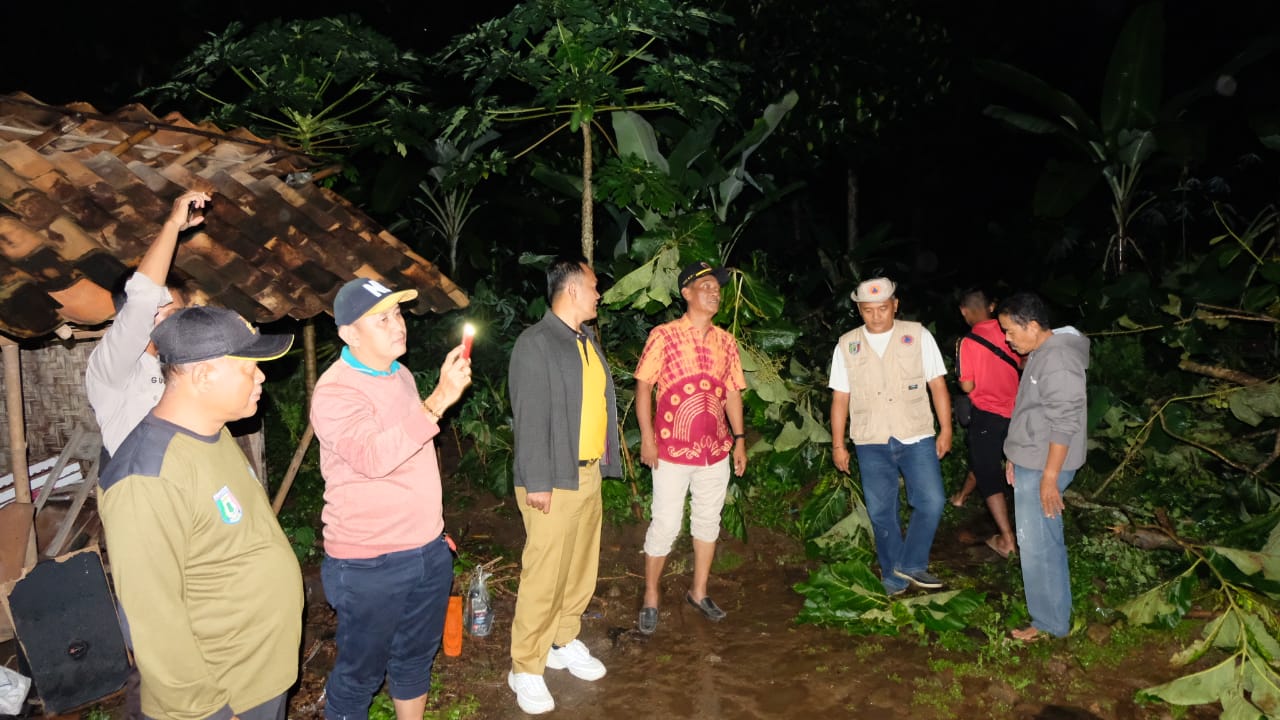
[283,485,1215,720]
[14,480,1218,719]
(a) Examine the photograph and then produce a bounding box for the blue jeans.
[854,437,946,593]
[1013,464,1076,637]
[321,536,454,720]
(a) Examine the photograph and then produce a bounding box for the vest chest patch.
[901,335,915,345]
[848,341,861,355]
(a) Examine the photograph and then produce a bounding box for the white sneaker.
[508,671,555,715]
[545,638,607,681]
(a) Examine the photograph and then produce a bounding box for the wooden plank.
[0,503,34,584]
[43,459,99,559]
[33,426,86,513]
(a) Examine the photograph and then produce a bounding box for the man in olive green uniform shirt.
[99,306,300,720]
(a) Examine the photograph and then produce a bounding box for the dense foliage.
[147,2,1280,716]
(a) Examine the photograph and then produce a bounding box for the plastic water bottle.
[466,568,493,637]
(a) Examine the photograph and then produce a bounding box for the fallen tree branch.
[1255,429,1280,475]
[1177,360,1264,386]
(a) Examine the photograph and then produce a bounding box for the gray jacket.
[509,312,621,492]
[1003,327,1090,472]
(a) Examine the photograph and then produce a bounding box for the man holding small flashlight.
[310,278,471,720]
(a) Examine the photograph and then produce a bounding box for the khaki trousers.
[510,465,602,674]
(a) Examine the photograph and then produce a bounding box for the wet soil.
[16,482,1216,719]
[284,487,1217,720]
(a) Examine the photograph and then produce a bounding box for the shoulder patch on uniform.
[213,486,244,524]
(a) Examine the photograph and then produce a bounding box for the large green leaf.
[716,91,798,221]
[1213,611,1244,652]
[983,106,1066,136]
[1264,520,1280,557]
[530,162,583,199]
[975,60,1100,140]
[1212,546,1280,582]
[721,482,746,542]
[799,486,851,539]
[901,589,985,633]
[809,504,874,561]
[732,268,787,322]
[1228,383,1280,427]
[1100,1,1163,135]
[1139,656,1236,706]
[1118,573,1195,628]
[1116,128,1157,168]
[1219,686,1266,720]
[601,261,656,304]
[1241,612,1280,663]
[611,110,669,173]
[774,407,832,453]
[1208,551,1280,596]
[660,114,718,173]
[1243,656,1280,717]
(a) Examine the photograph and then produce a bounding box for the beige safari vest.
[838,320,936,445]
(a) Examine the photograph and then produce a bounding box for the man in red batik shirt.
[634,261,748,635]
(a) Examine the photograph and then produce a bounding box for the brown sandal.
[985,535,1016,559]
[1011,626,1047,642]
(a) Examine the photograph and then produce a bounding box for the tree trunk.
[846,165,859,256]
[581,123,595,266]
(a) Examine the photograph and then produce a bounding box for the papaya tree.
[434,0,738,264]
[146,16,432,160]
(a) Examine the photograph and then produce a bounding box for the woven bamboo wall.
[0,339,99,475]
[0,338,268,484]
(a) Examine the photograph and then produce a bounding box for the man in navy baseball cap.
[333,277,419,327]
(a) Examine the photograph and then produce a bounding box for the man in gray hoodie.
[997,292,1090,641]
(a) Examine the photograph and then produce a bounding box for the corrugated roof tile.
[0,93,467,339]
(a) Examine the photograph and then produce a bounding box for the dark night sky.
[4,1,516,107]
[12,2,1273,117]
[5,1,1279,294]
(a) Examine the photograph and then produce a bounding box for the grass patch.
[712,549,746,573]
[911,674,963,718]
[367,676,480,720]
[853,641,884,661]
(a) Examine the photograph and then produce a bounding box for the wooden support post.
[268,318,320,515]
[1,336,36,570]
[303,319,317,400]
[272,424,314,515]
[2,337,29,504]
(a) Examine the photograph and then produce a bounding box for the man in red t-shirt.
[956,288,1021,558]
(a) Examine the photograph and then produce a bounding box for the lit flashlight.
[461,323,475,359]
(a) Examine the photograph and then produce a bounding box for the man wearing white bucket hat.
[828,277,952,596]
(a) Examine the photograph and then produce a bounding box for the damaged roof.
[0,92,467,340]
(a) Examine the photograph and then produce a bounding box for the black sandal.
[685,592,726,622]
[638,607,658,635]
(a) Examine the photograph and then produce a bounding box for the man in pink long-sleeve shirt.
[311,278,470,720]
